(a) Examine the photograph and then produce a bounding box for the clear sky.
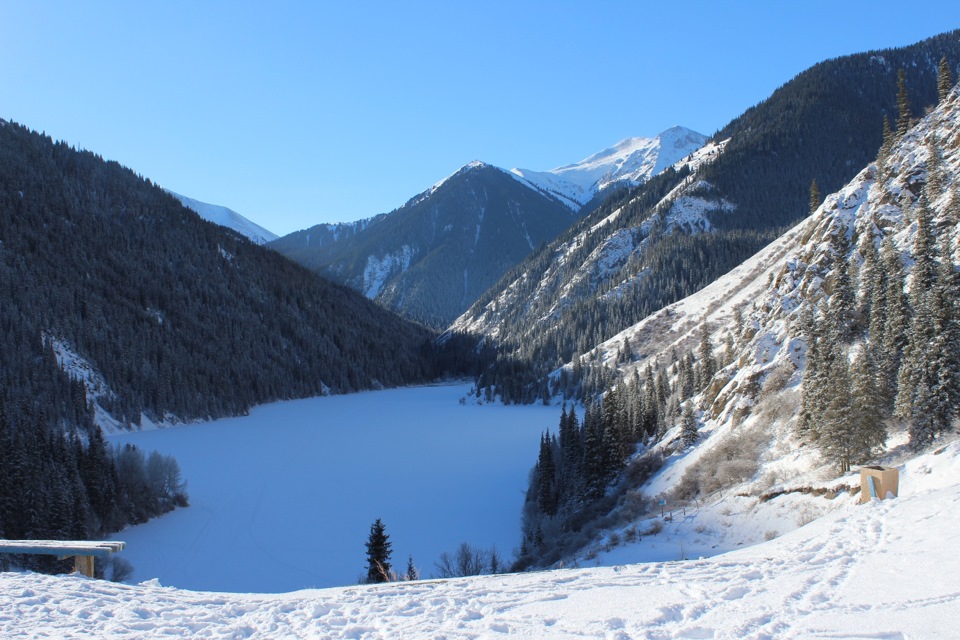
[2,1,957,236]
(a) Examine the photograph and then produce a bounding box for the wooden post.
[74,555,95,578]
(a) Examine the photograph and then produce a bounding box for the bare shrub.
[434,542,498,578]
[645,519,664,536]
[625,450,665,488]
[762,361,795,393]
[671,426,770,501]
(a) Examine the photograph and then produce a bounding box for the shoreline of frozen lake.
[107,383,558,593]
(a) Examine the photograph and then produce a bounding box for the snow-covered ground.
[105,384,557,593]
[3,439,958,638]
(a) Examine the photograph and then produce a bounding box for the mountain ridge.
[167,191,279,245]
[270,129,706,327]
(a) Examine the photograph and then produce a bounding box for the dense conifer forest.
[0,118,473,568]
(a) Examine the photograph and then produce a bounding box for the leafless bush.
[762,361,795,394]
[645,519,664,536]
[434,542,503,578]
[671,426,769,500]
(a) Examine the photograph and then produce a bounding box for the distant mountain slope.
[454,29,960,403]
[168,191,278,244]
[270,129,705,329]
[510,126,708,209]
[0,118,442,431]
[271,162,578,328]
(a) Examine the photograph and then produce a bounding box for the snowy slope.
[2,440,958,638]
[510,126,708,208]
[168,191,279,244]
[528,85,960,572]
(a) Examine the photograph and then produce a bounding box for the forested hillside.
[0,119,447,426]
[0,118,457,565]
[454,30,960,404]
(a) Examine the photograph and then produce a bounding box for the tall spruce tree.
[897,68,912,137]
[536,432,558,516]
[938,55,954,104]
[680,403,699,448]
[879,236,910,410]
[809,179,823,213]
[848,348,888,465]
[364,518,393,583]
[695,329,717,391]
[828,227,856,342]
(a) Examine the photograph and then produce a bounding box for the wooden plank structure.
[0,540,126,577]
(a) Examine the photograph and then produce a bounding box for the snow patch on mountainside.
[363,245,415,298]
[168,191,278,244]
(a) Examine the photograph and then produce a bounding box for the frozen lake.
[108,383,558,593]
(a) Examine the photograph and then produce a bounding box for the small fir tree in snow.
[680,403,699,448]
[364,518,392,583]
[404,555,419,581]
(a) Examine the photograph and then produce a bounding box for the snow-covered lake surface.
[4,440,959,638]
[106,383,557,593]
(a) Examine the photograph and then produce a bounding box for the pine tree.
[364,518,393,583]
[809,179,822,213]
[827,227,855,342]
[848,348,887,465]
[860,232,883,328]
[930,243,960,433]
[879,237,909,403]
[536,432,558,516]
[405,555,419,581]
[926,143,948,207]
[680,403,699,447]
[896,68,912,137]
[818,347,855,472]
[877,115,895,168]
[938,55,954,104]
[581,404,606,499]
[910,195,937,306]
[695,329,717,392]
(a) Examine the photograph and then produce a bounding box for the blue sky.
[2,1,957,236]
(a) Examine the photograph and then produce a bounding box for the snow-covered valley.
[3,438,958,639]
[104,384,557,593]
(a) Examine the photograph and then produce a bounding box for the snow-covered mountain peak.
[510,126,708,209]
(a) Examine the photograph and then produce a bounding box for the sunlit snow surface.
[105,384,556,593]
[3,440,959,638]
